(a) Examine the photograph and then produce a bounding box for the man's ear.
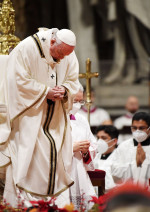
[114,138,118,144]
[50,39,56,45]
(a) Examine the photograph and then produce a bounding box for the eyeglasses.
[131,126,149,131]
[73,100,85,105]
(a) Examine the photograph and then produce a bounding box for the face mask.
[132,129,149,143]
[70,102,81,115]
[97,138,115,154]
[97,139,108,154]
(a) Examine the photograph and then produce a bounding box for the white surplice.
[107,138,150,187]
[0,28,80,207]
[79,106,110,127]
[114,112,134,144]
[69,113,97,210]
[94,152,117,191]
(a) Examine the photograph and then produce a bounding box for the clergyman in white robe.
[0,28,79,207]
[107,137,150,187]
[69,113,97,210]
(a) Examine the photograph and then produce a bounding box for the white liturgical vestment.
[94,152,117,191]
[70,113,97,210]
[0,28,79,207]
[114,112,133,130]
[79,106,110,127]
[114,112,133,144]
[107,137,150,187]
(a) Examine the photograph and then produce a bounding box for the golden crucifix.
[79,58,99,124]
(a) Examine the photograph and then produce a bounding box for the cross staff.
[79,58,99,124]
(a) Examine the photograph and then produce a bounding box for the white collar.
[36,28,60,67]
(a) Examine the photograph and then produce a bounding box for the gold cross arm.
[79,72,99,79]
[79,58,99,124]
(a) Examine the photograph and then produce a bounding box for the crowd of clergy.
[70,85,150,210]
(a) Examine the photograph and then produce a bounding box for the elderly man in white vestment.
[69,85,97,210]
[106,112,150,187]
[0,28,80,207]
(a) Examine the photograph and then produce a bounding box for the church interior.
[4,0,149,117]
[0,0,150,211]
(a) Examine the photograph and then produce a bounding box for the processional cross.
[79,58,99,124]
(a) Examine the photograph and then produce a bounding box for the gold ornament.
[79,58,99,124]
[0,0,20,55]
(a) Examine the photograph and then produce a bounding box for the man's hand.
[47,86,66,101]
[136,143,146,167]
[73,140,90,154]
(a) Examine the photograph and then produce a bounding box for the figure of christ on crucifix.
[79,58,99,124]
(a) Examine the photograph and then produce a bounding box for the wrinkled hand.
[47,86,66,101]
[73,140,90,154]
[136,143,146,167]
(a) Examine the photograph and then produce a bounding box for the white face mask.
[70,102,81,115]
[97,138,115,154]
[132,129,149,143]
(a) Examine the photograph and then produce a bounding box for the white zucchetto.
[56,29,76,46]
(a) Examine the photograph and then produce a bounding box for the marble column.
[67,0,100,87]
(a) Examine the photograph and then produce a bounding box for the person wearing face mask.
[94,125,119,191]
[69,84,97,210]
[108,112,150,187]
[114,96,139,144]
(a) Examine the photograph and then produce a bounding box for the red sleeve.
[83,150,92,164]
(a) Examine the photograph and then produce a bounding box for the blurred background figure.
[79,88,112,134]
[114,95,139,144]
[103,182,150,212]
[94,125,119,191]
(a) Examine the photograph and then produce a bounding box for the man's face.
[50,40,74,60]
[97,130,116,154]
[126,97,139,114]
[73,91,83,103]
[131,120,150,135]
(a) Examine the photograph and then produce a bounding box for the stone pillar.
[67,0,99,87]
